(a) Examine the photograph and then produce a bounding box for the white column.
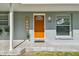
[9,3,13,51]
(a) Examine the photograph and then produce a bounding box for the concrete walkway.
[0,40,79,55]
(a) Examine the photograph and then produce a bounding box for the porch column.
[9,3,13,51]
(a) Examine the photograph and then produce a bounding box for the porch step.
[24,43,79,52]
[25,46,79,52]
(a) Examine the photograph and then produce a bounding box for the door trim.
[33,13,46,40]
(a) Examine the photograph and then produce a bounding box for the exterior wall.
[73,13,79,41]
[14,12,79,45]
[14,12,33,40]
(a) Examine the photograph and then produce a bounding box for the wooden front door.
[34,14,45,41]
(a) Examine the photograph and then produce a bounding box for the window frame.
[56,14,72,38]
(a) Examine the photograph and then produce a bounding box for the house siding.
[73,13,79,41]
[14,12,33,40]
[14,12,79,45]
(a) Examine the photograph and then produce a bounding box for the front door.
[34,13,45,42]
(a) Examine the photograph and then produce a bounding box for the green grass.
[32,52,79,56]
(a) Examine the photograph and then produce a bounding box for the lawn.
[21,52,79,56]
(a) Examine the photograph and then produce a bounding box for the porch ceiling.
[1,3,79,12]
[0,3,10,11]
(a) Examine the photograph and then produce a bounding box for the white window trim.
[56,14,72,39]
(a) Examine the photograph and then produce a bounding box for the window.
[56,15,71,37]
[36,15,43,20]
[0,14,9,34]
[0,14,8,25]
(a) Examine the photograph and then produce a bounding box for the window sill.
[56,36,73,40]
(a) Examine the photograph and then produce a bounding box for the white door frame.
[33,13,46,40]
